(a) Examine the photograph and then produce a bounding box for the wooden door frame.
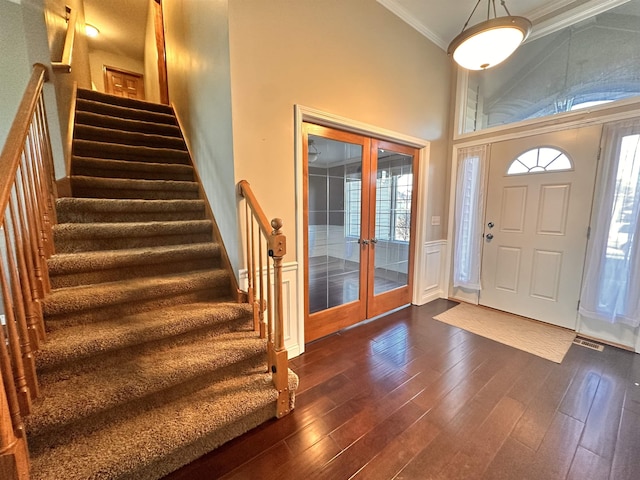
[303,124,372,342]
[366,139,420,318]
[295,106,431,350]
[103,66,145,99]
[154,0,170,104]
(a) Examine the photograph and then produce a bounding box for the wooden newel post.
[268,218,290,418]
[0,377,30,480]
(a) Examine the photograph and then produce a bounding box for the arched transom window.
[507,147,573,175]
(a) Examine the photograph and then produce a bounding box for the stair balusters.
[0,63,55,480]
[238,180,291,418]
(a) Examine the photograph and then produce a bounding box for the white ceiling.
[83,0,148,60]
[81,0,636,63]
[377,0,635,50]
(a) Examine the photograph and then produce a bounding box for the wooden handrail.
[0,65,47,210]
[237,180,272,238]
[0,62,57,480]
[238,180,290,418]
[51,7,77,73]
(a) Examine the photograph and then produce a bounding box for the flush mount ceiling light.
[447,0,531,70]
[85,24,100,38]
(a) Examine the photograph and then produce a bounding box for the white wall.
[89,49,144,93]
[162,0,239,277]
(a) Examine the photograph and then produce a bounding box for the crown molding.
[378,0,632,51]
[376,0,448,50]
[528,0,631,41]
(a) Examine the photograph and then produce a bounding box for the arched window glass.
[507,147,572,175]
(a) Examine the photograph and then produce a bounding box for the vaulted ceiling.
[82,0,637,63]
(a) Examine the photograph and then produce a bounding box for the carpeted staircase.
[26,89,297,480]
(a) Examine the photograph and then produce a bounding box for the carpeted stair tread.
[75,124,187,150]
[71,156,195,181]
[71,175,200,200]
[75,111,181,136]
[29,368,285,480]
[49,243,220,275]
[43,270,229,317]
[55,198,206,224]
[36,301,252,371]
[75,99,177,125]
[54,219,211,241]
[27,329,266,437]
[25,88,299,480]
[73,139,190,164]
[77,88,174,114]
[48,243,221,288]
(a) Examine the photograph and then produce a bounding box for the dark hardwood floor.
[164,299,640,480]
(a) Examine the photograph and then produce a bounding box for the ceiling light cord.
[500,0,512,16]
[461,0,513,33]
[460,0,483,34]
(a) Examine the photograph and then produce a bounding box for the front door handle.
[359,239,369,246]
[486,233,494,240]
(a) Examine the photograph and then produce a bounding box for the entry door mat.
[434,302,576,363]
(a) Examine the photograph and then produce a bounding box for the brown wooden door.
[303,123,419,342]
[366,139,419,319]
[104,67,145,100]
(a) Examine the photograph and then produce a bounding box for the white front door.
[480,125,602,329]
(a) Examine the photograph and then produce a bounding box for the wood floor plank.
[579,372,626,459]
[506,354,553,407]
[436,396,525,480]
[350,415,441,480]
[239,435,341,480]
[510,347,583,450]
[623,355,640,415]
[566,446,611,480]
[559,369,601,422]
[482,438,535,480]
[525,412,585,480]
[163,300,638,480]
[314,401,425,479]
[330,370,436,450]
[218,440,293,480]
[610,407,640,480]
[397,348,530,479]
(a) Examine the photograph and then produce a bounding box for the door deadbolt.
[487,222,495,228]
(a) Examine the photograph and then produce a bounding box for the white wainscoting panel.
[414,240,447,305]
[238,262,302,358]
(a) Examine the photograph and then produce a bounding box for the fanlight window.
[507,147,572,175]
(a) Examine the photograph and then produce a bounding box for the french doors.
[303,123,419,342]
[479,125,602,329]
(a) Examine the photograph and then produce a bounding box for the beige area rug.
[434,302,576,363]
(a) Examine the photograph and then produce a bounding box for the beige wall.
[162,0,239,276]
[143,0,160,104]
[228,0,452,258]
[42,0,91,177]
[0,0,31,148]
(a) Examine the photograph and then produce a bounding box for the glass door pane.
[308,134,364,314]
[372,148,414,295]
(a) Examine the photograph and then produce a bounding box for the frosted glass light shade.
[448,16,531,70]
[85,24,100,38]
